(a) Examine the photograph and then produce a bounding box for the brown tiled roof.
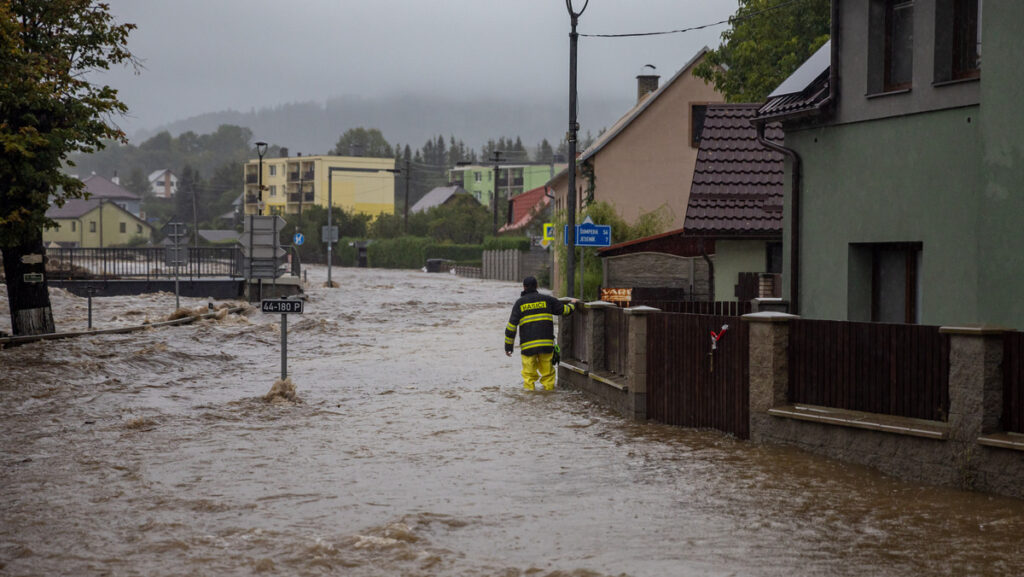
[684,104,784,237]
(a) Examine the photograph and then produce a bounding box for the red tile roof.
[683,104,784,237]
[500,185,550,233]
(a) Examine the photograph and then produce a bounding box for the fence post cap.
[938,325,1012,335]
[624,305,660,315]
[585,300,617,309]
[742,311,799,322]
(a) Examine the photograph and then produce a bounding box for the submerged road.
[1,266,1022,576]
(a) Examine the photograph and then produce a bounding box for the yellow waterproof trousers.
[520,352,555,391]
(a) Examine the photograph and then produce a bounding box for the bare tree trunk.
[2,229,55,336]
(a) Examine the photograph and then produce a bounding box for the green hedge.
[367,237,431,269]
[483,236,530,251]
[425,243,483,262]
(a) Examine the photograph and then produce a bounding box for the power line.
[579,0,812,38]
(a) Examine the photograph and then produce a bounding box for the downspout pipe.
[754,123,801,315]
[751,0,839,315]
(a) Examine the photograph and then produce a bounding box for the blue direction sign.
[293,232,305,246]
[563,217,612,247]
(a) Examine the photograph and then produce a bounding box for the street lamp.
[490,150,504,235]
[255,141,268,216]
[565,0,588,298]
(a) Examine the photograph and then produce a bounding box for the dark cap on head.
[523,276,538,290]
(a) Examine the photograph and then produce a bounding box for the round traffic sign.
[294,232,305,246]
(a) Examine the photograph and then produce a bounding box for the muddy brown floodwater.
[1,266,1023,576]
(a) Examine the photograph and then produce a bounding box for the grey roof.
[46,198,101,219]
[82,174,139,200]
[198,229,240,243]
[410,185,470,213]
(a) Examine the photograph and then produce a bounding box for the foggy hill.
[133,93,634,155]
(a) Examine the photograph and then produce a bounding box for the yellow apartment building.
[44,198,153,248]
[243,154,395,217]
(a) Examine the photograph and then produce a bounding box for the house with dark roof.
[595,104,785,303]
[82,174,142,217]
[684,104,784,301]
[43,197,152,248]
[410,185,471,213]
[754,1,1022,328]
[548,48,724,295]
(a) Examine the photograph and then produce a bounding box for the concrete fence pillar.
[585,300,616,373]
[743,311,799,442]
[624,305,659,421]
[940,326,1007,442]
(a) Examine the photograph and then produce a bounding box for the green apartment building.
[757,0,1023,328]
[449,162,566,208]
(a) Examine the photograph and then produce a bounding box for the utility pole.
[403,157,411,232]
[565,0,588,298]
[491,150,504,236]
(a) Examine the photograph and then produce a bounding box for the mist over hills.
[133,93,634,156]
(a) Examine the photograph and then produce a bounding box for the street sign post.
[562,217,612,298]
[242,215,288,290]
[321,225,339,243]
[161,221,188,309]
[261,297,304,380]
[293,232,305,246]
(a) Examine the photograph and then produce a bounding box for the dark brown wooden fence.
[646,313,750,438]
[1003,331,1024,434]
[788,319,949,421]
[736,272,760,301]
[629,300,753,316]
[604,307,628,375]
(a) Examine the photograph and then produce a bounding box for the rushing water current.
[1,266,1023,576]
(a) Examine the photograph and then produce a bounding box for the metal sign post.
[162,222,188,310]
[562,216,611,300]
[261,297,304,380]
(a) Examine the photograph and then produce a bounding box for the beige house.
[550,48,723,230]
[44,198,153,248]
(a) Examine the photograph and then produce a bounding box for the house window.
[136,224,143,233]
[690,104,708,148]
[89,221,96,233]
[885,0,914,90]
[936,0,981,81]
[71,221,77,232]
[119,222,126,233]
[269,185,277,196]
[849,242,922,324]
[269,165,277,176]
[475,172,482,183]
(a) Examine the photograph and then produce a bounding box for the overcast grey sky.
[97,1,738,135]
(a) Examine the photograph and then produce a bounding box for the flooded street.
[2,266,1023,576]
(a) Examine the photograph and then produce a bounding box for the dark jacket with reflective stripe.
[505,289,575,356]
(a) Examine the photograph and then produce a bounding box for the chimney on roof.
[112,171,119,185]
[636,64,660,104]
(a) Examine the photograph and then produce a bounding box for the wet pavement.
[1,266,1023,576]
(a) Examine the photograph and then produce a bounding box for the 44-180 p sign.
[261,299,304,314]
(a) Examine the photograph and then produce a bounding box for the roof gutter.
[750,0,838,316]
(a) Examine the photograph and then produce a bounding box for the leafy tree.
[331,127,393,157]
[694,0,830,102]
[1,0,136,335]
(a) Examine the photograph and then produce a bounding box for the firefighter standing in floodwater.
[504,276,577,391]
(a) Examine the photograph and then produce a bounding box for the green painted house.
[449,162,565,208]
[755,0,1023,329]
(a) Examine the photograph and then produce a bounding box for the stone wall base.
[753,413,1024,499]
